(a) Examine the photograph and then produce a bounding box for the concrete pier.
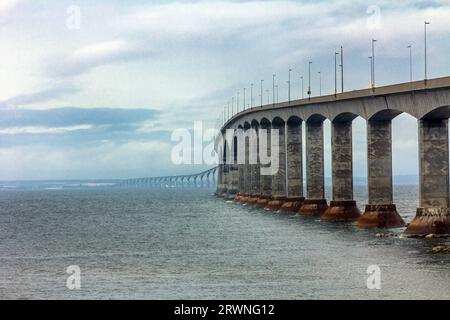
[247,123,260,204]
[256,120,272,207]
[356,120,405,228]
[267,118,287,210]
[322,119,361,221]
[226,136,239,200]
[299,119,328,215]
[241,126,252,203]
[404,119,450,236]
[281,117,305,212]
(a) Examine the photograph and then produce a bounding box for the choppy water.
[0,185,449,300]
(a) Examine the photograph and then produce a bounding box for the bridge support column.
[281,118,304,212]
[299,120,328,215]
[236,133,245,202]
[240,128,252,203]
[257,122,272,207]
[248,124,260,205]
[267,120,287,210]
[404,119,450,236]
[225,135,239,200]
[322,120,361,221]
[356,120,405,228]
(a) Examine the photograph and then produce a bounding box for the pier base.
[266,196,286,211]
[256,196,270,207]
[246,195,259,205]
[239,194,250,204]
[356,204,405,228]
[280,197,305,212]
[403,208,450,237]
[321,200,361,222]
[298,199,328,216]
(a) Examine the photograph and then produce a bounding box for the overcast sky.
[1,0,450,180]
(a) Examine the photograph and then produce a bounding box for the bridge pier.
[247,123,260,205]
[240,126,252,203]
[281,117,304,212]
[404,118,450,236]
[257,120,272,207]
[267,119,287,210]
[356,120,405,228]
[322,119,361,221]
[227,135,239,200]
[299,119,328,215]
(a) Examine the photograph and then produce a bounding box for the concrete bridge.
[215,76,450,237]
[119,167,217,188]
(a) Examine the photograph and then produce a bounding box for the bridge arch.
[420,105,450,120]
[332,112,359,123]
[368,109,404,121]
[307,113,327,123]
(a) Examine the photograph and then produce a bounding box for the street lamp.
[300,76,304,99]
[371,39,377,89]
[272,74,276,105]
[407,45,412,82]
[266,89,270,104]
[334,52,339,95]
[425,21,430,81]
[308,61,312,98]
[237,92,240,113]
[340,46,344,93]
[369,56,373,87]
[275,85,279,103]
[227,102,230,119]
[288,68,292,104]
[260,80,264,107]
[243,88,246,111]
[250,83,254,108]
[318,71,322,96]
[231,97,234,115]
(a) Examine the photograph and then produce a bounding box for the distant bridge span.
[118,166,218,188]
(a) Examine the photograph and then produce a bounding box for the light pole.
[334,52,339,95]
[425,21,430,81]
[308,61,312,98]
[369,56,373,87]
[243,88,246,111]
[260,80,264,107]
[250,83,254,108]
[275,85,279,103]
[266,89,270,104]
[227,102,230,119]
[340,46,344,93]
[300,76,304,99]
[237,92,240,113]
[318,71,322,96]
[371,39,377,89]
[407,45,412,82]
[231,97,234,115]
[272,74,276,105]
[288,68,292,104]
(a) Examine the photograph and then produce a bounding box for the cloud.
[0,124,93,135]
[0,83,80,108]
[0,107,159,128]
[49,39,154,77]
[0,0,21,14]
